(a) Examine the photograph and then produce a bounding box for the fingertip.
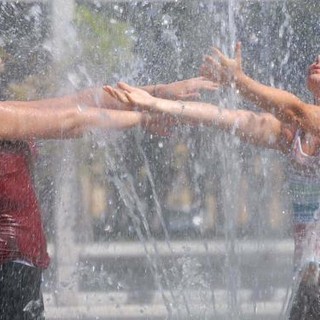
[118,82,132,92]
[118,81,129,88]
[212,47,221,55]
[204,55,215,63]
[104,86,116,97]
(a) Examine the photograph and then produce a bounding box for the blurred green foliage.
[8,3,135,99]
[74,4,134,83]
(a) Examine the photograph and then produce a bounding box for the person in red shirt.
[0,77,218,320]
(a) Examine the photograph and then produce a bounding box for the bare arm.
[201,43,320,134]
[69,77,219,112]
[0,99,147,140]
[235,72,306,123]
[105,83,289,151]
[149,98,286,150]
[140,77,219,100]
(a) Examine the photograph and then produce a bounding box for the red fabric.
[0,148,50,269]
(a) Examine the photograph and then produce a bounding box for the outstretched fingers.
[117,82,135,93]
[200,56,221,81]
[123,91,136,105]
[114,89,130,104]
[202,55,221,73]
[103,86,130,104]
[212,47,229,65]
[103,86,117,99]
[203,54,219,67]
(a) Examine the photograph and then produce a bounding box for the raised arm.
[104,83,291,151]
[200,43,320,135]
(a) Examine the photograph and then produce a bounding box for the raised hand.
[156,77,219,100]
[104,82,158,111]
[200,42,243,86]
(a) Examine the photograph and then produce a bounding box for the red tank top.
[0,141,50,268]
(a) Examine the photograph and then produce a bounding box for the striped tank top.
[287,129,320,224]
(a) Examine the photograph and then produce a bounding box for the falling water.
[2,1,320,319]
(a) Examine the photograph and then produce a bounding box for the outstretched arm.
[140,77,219,101]
[0,97,149,140]
[105,83,291,151]
[200,43,320,135]
[77,77,219,111]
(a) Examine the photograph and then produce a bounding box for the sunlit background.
[1,0,320,319]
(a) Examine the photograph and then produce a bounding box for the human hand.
[156,77,219,100]
[104,82,158,111]
[104,84,178,136]
[200,42,243,86]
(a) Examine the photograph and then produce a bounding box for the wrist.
[234,70,246,88]
[235,67,245,77]
[153,84,166,98]
[153,98,163,112]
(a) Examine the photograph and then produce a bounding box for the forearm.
[139,84,169,99]
[37,86,130,111]
[153,98,247,129]
[64,87,129,111]
[153,99,222,125]
[152,98,282,148]
[0,102,144,140]
[235,72,305,125]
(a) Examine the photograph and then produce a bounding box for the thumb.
[235,42,242,66]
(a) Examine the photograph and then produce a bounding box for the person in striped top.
[105,47,320,319]
[201,44,320,319]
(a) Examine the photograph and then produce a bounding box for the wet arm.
[235,72,320,135]
[0,100,146,140]
[202,44,315,133]
[152,98,285,149]
[139,77,219,101]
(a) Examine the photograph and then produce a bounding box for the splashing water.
[3,1,320,319]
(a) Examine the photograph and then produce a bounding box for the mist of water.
[2,0,320,319]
